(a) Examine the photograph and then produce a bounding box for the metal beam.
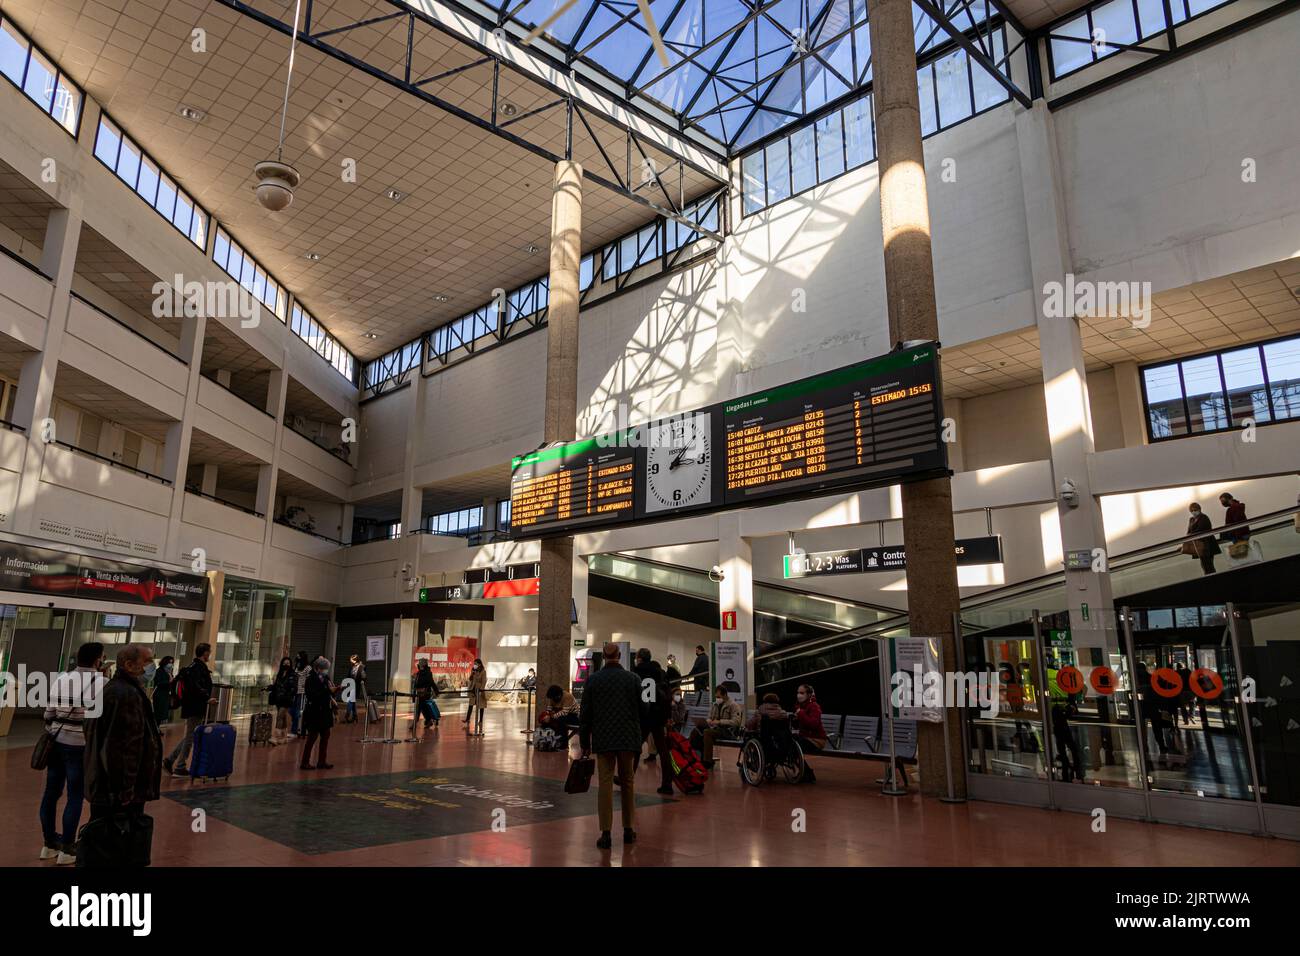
[911,0,1032,108]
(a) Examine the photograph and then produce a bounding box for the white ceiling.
[1000,0,1093,30]
[4,0,715,362]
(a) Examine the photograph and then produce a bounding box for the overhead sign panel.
[782,536,1004,579]
[509,435,635,537]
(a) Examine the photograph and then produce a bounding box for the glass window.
[1143,364,1186,438]
[742,151,765,215]
[53,76,80,132]
[190,209,207,248]
[213,230,230,272]
[844,97,873,169]
[764,140,791,206]
[22,47,55,111]
[917,63,939,136]
[0,21,27,86]
[136,158,160,206]
[618,232,637,274]
[814,109,845,183]
[155,174,177,219]
[580,253,594,290]
[1050,15,1094,77]
[1264,338,1300,419]
[1219,346,1271,425]
[172,194,194,237]
[94,118,122,168]
[790,124,816,194]
[1091,0,1140,56]
[1181,355,1228,433]
[972,28,1010,112]
[1134,0,1170,37]
[934,48,972,129]
[116,138,142,190]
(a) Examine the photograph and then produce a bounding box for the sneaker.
[623,828,637,844]
[56,845,77,866]
[596,831,612,849]
[39,845,59,861]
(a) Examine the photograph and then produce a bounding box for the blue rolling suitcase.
[189,723,236,781]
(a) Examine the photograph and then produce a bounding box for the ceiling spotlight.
[523,243,541,254]
[303,251,321,261]
[253,159,300,212]
[385,188,406,202]
[432,293,450,302]
[363,331,380,339]
[178,105,205,122]
[961,364,993,375]
[501,101,519,117]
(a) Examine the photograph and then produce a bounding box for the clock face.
[644,412,712,514]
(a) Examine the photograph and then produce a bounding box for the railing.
[0,241,50,280]
[0,419,27,434]
[184,485,264,517]
[201,373,273,418]
[69,290,188,364]
[273,516,344,545]
[52,440,172,484]
[284,420,352,464]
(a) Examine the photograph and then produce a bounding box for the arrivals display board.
[507,343,947,538]
[723,345,944,505]
[509,436,635,536]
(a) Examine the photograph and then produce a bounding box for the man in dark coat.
[81,644,162,867]
[163,642,212,775]
[1185,502,1220,575]
[300,657,336,770]
[631,648,674,796]
[580,643,648,849]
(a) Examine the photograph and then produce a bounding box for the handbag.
[1228,540,1250,559]
[75,811,154,868]
[564,755,596,794]
[31,717,69,771]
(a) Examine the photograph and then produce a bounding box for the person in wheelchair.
[738,694,806,785]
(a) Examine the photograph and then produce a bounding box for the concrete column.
[162,309,206,560]
[481,496,498,532]
[200,463,219,497]
[257,364,289,566]
[537,160,584,695]
[394,378,428,600]
[717,513,755,707]
[944,396,966,473]
[199,570,226,652]
[340,503,355,545]
[869,0,964,798]
[1113,361,1148,448]
[1016,102,1114,643]
[11,203,83,534]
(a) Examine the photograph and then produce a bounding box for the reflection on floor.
[2,705,1297,867]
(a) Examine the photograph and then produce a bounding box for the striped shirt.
[43,666,106,747]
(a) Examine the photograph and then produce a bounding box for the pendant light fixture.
[254,0,304,211]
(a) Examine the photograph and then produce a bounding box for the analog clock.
[643,412,713,514]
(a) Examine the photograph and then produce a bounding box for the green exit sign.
[418,587,428,603]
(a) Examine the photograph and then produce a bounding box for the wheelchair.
[738,715,805,786]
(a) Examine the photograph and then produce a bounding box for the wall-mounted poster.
[711,641,747,707]
[413,633,479,690]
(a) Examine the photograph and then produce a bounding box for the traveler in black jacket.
[580,643,649,849]
[81,644,162,868]
[300,657,337,770]
[412,658,440,730]
[151,656,173,727]
[162,643,213,776]
[632,648,675,796]
[269,657,297,744]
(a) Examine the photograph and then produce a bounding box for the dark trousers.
[1199,553,1216,575]
[39,742,85,847]
[301,727,331,767]
[290,694,304,735]
[643,727,672,790]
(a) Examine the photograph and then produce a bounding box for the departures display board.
[508,343,946,538]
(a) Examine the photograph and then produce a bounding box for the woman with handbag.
[412,658,440,730]
[268,657,297,744]
[36,642,105,865]
[463,658,487,734]
[1183,503,1220,575]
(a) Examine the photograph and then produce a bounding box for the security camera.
[253,160,300,211]
[707,565,725,583]
[1059,478,1079,508]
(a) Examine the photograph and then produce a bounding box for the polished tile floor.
[3,705,1297,867]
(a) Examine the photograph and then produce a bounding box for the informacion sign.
[783,536,1003,579]
[509,435,635,536]
[0,542,207,611]
[723,345,945,506]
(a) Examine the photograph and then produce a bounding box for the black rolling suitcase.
[248,711,273,745]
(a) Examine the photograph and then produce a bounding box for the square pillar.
[717,514,755,707]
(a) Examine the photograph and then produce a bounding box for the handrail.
[52,440,172,484]
[273,516,343,545]
[201,372,274,418]
[284,419,353,464]
[0,419,27,434]
[69,290,188,364]
[0,242,50,280]
[184,485,264,518]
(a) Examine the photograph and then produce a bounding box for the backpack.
[169,666,188,710]
[667,729,708,794]
[533,727,562,752]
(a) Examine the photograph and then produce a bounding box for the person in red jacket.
[1219,492,1250,543]
[793,683,828,783]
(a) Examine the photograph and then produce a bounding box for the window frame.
[0,16,83,137]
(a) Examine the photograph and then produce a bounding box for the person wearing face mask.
[463,658,487,735]
[299,657,337,770]
[267,657,297,744]
[792,684,828,783]
[690,684,743,769]
[1181,502,1219,575]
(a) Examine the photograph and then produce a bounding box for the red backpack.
[667,729,708,794]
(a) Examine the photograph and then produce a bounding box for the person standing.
[1219,492,1250,541]
[269,657,297,744]
[1183,503,1219,575]
[665,655,681,688]
[412,658,441,730]
[289,650,311,738]
[39,642,106,864]
[688,645,709,694]
[300,657,336,770]
[345,654,368,724]
[463,658,487,734]
[579,643,648,849]
[632,648,675,795]
[162,643,212,776]
[80,644,162,868]
[151,656,174,727]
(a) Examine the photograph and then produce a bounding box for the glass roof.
[498,0,1004,151]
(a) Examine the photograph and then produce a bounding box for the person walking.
[162,643,213,776]
[39,642,106,864]
[289,650,311,737]
[579,643,648,849]
[268,657,297,744]
[151,655,174,727]
[299,657,336,770]
[1219,492,1250,541]
[345,654,368,724]
[80,644,162,868]
[632,648,675,795]
[1183,502,1220,575]
[688,644,709,694]
[412,658,441,730]
[463,658,487,734]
